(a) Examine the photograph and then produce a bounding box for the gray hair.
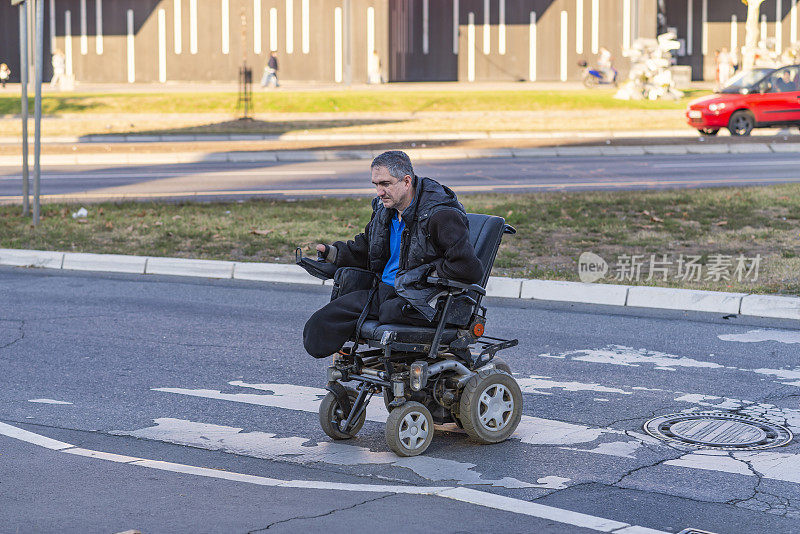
[371,150,414,181]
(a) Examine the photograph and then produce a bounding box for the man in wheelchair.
[298,150,522,456]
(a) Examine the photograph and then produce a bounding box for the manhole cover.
[644,411,792,450]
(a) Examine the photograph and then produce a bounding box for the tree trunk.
[743,0,765,71]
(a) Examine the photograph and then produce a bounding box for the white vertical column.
[270,7,278,51]
[334,6,343,82]
[687,0,693,55]
[468,12,475,81]
[254,0,262,54]
[285,0,293,54]
[483,0,490,54]
[792,0,798,45]
[190,0,198,54]
[95,0,103,54]
[158,9,167,82]
[221,0,229,54]
[622,0,631,50]
[79,0,87,55]
[65,11,73,76]
[174,0,182,54]
[591,0,598,53]
[499,0,506,55]
[575,0,583,54]
[302,0,309,54]
[560,10,568,81]
[701,0,708,55]
[367,6,375,55]
[731,15,738,55]
[761,14,768,44]
[126,9,135,82]
[423,0,429,54]
[529,11,537,81]
[776,0,783,53]
[453,0,459,55]
[50,0,56,53]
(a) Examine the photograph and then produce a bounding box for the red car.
[686,65,800,136]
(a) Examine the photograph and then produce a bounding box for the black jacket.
[332,176,482,320]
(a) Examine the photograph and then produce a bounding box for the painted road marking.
[28,398,74,405]
[153,378,800,486]
[155,381,635,449]
[718,329,800,344]
[654,159,800,168]
[0,420,669,534]
[113,417,565,490]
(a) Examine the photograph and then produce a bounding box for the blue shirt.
[381,214,405,286]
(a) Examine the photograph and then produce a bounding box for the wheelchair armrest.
[427,276,486,296]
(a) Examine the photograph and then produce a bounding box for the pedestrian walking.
[0,63,10,88]
[368,50,383,84]
[261,51,279,88]
[717,47,733,88]
[50,49,66,89]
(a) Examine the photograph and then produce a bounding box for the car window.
[766,67,800,93]
[720,68,774,93]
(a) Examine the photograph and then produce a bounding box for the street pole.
[33,0,43,225]
[18,0,30,216]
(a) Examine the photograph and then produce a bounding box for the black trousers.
[303,282,431,358]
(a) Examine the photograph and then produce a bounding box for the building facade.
[21,1,789,86]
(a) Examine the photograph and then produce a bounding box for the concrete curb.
[3,247,797,321]
[2,127,796,145]
[1,143,799,167]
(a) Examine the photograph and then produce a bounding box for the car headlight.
[708,103,727,112]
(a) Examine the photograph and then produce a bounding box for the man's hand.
[315,244,338,263]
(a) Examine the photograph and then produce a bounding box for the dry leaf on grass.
[714,221,728,226]
[251,229,272,236]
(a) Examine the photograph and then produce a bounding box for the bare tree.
[742,0,766,70]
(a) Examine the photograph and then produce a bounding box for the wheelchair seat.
[360,319,459,345]
[357,213,508,347]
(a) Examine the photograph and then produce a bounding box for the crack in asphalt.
[247,494,394,532]
[0,319,25,351]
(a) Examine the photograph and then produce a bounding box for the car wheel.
[698,128,719,136]
[728,111,754,136]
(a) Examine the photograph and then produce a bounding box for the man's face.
[371,166,412,211]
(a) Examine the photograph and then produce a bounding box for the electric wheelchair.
[297,213,521,457]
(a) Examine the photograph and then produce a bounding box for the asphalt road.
[3,267,800,533]
[2,152,800,203]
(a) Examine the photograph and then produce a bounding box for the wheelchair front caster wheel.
[319,389,366,440]
[385,401,434,456]
[458,369,522,444]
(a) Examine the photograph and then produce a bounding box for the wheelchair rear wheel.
[385,401,434,456]
[490,356,511,374]
[319,389,366,440]
[458,369,522,444]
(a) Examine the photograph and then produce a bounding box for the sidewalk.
[2,248,798,322]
